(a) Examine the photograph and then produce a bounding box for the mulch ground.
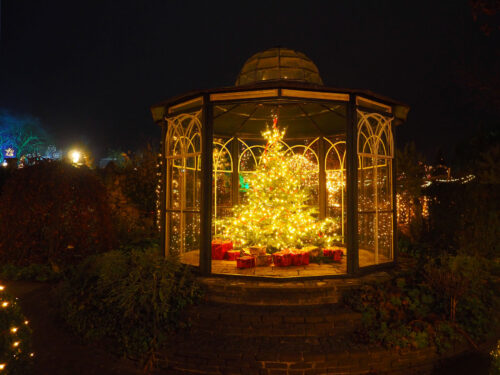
[4,281,143,375]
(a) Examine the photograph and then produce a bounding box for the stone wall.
[156,274,471,375]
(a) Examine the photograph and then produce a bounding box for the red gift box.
[323,248,342,262]
[236,256,255,268]
[291,250,310,266]
[272,251,292,267]
[225,250,241,261]
[212,240,233,260]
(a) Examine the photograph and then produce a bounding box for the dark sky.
[0,0,498,160]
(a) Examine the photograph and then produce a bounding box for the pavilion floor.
[181,249,391,277]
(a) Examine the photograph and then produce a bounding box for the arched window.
[357,110,394,265]
[165,110,202,265]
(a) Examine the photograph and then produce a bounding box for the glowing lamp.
[70,150,81,164]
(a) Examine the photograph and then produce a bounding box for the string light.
[216,119,340,250]
[0,287,35,368]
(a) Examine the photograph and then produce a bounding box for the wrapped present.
[225,250,241,261]
[248,246,267,256]
[302,246,321,257]
[291,250,310,266]
[236,256,255,268]
[255,254,272,267]
[272,251,292,267]
[323,248,342,262]
[211,240,233,260]
[323,248,335,257]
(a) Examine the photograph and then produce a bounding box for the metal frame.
[356,108,395,266]
[156,85,405,279]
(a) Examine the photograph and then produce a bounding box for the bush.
[0,284,34,374]
[99,146,159,247]
[0,161,113,269]
[0,263,60,282]
[57,247,202,366]
[345,255,499,351]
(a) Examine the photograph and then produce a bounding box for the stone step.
[185,302,362,338]
[199,271,390,306]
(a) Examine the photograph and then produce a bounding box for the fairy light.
[216,118,340,250]
[0,291,35,369]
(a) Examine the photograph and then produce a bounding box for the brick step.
[199,272,390,306]
[156,331,452,375]
[185,302,362,338]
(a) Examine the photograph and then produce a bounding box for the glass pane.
[167,211,181,256]
[183,213,200,267]
[358,156,375,212]
[376,160,392,211]
[358,110,394,269]
[168,160,182,209]
[358,213,376,266]
[185,157,199,209]
[378,212,393,262]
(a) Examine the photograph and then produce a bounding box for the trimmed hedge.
[0,161,113,269]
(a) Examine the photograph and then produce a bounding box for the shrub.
[0,263,60,282]
[345,256,499,351]
[99,146,159,247]
[0,284,34,374]
[57,247,202,367]
[0,161,113,269]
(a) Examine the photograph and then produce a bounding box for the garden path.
[5,281,142,375]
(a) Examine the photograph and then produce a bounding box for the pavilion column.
[200,95,213,275]
[346,95,359,274]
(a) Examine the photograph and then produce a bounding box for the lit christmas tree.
[219,117,339,251]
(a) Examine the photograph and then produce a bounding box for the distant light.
[1,161,7,167]
[70,150,81,164]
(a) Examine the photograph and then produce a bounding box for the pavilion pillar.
[346,95,359,274]
[200,95,213,275]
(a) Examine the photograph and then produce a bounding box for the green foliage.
[99,145,159,247]
[57,248,202,363]
[345,256,499,351]
[0,161,113,268]
[0,286,34,374]
[0,263,60,282]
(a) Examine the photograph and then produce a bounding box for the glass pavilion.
[151,48,409,278]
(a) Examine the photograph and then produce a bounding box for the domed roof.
[235,47,323,86]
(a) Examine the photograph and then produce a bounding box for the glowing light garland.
[217,117,340,251]
[0,284,34,372]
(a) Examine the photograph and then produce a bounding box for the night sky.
[1,1,498,160]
